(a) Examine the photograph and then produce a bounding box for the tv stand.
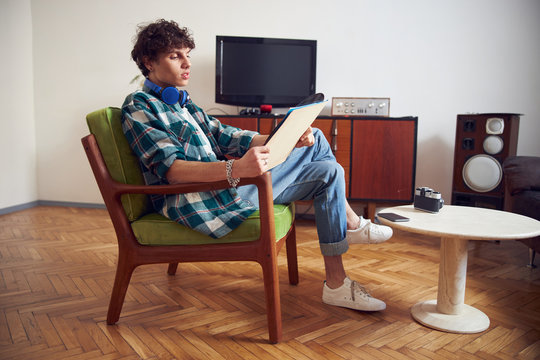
[213,114,418,220]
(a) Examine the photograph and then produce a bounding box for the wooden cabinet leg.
[367,202,377,222]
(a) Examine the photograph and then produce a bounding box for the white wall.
[0,0,37,209]
[4,0,540,208]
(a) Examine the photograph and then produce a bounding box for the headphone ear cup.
[161,86,181,105]
[178,90,190,107]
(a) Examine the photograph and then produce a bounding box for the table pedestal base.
[411,300,490,334]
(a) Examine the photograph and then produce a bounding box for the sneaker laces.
[350,279,372,302]
[361,220,388,238]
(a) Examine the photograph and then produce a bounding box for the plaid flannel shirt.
[121,86,258,238]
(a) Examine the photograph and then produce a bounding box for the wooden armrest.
[111,173,270,197]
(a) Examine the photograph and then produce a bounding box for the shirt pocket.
[169,121,191,143]
[168,121,208,161]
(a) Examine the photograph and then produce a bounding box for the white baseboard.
[0,200,105,215]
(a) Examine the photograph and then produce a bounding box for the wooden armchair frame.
[81,133,298,343]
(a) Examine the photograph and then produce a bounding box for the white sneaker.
[322,277,386,311]
[346,217,393,244]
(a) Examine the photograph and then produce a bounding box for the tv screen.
[216,36,317,108]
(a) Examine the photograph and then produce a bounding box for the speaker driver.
[483,135,504,155]
[462,155,502,192]
[486,117,504,134]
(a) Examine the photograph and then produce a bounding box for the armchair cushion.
[86,107,150,221]
[132,203,295,245]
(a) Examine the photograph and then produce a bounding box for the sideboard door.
[349,118,417,202]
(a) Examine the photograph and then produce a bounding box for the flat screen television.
[215,35,317,108]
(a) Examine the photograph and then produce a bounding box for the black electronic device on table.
[378,212,410,222]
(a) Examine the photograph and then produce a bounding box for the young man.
[122,19,393,311]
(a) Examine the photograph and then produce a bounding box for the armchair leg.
[286,226,299,285]
[527,248,537,269]
[107,256,136,325]
[260,256,282,344]
[167,263,179,275]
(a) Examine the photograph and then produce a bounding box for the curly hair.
[131,19,195,77]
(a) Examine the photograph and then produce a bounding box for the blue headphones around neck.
[144,78,190,107]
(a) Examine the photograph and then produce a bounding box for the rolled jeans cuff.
[319,237,349,256]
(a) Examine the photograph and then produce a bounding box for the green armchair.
[81,107,298,343]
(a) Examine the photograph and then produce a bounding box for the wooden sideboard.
[215,114,418,219]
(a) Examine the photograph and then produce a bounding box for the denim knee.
[311,160,345,191]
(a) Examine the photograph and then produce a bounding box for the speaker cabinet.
[451,113,520,210]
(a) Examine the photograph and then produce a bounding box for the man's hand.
[296,127,315,148]
[232,146,270,178]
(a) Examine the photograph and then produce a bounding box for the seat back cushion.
[131,204,295,245]
[86,107,151,220]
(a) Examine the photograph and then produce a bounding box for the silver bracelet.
[225,159,240,188]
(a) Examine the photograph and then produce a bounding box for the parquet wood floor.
[1,206,539,359]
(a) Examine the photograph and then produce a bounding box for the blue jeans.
[237,128,349,256]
